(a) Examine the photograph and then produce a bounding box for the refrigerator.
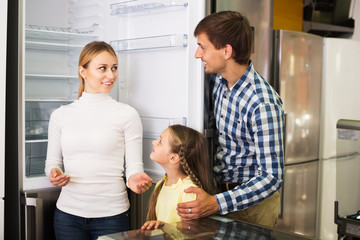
[0,0,8,239]
[317,38,360,240]
[5,0,205,239]
[270,30,323,237]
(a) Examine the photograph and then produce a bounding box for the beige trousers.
[225,191,280,228]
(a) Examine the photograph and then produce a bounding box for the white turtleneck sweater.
[45,92,144,218]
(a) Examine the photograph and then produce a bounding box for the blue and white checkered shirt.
[212,61,284,214]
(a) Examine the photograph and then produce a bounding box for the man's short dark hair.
[194,11,253,65]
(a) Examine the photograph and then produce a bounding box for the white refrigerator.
[0,0,8,239]
[5,0,205,239]
[317,38,360,240]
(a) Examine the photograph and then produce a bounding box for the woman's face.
[150,128,173,164]
[80,51,118,94]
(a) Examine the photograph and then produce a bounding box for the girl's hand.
[49,168,70,187]
[128,172,153,194]
[141,220,165,230]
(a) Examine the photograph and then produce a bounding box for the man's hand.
[128,172,153,194]
[176,187,219,220]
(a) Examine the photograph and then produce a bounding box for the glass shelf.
[25,99,75,102]
[111,34,188,52]
[111,0,188,16]
[25,139,48,143]
[25,41,84,51]
[26,74,78,81]
[25,24,98,41]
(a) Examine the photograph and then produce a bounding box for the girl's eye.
[99,66,106,71]
[112,66,118,71]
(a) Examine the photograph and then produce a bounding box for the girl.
[141,124,216,230]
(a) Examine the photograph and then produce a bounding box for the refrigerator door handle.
[25,197,44,240]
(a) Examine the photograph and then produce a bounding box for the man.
[177,11,284,228]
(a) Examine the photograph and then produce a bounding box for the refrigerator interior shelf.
[25,41,84,51]
[110,0,188,16]
[111,34,188,52]
[25,99,75,103]
[26,74,78,81]
[25,24,98,39]
[25,139,48,144]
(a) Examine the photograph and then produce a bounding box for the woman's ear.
[170,153,180,164]
[224,44,233,60]
[79,66,87,80]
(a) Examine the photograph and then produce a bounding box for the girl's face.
[80,51,118,94]
[150,128,173,164]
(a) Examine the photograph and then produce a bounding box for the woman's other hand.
[49,168,70,187]
[128,172,153,194]
[141,220,164,230]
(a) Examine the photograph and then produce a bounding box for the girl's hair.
[77,41,118,98]
[194,11,253,65]
[146,124,216,221]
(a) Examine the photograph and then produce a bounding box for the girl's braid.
[179,144,203,189]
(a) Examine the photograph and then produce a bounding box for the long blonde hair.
[146,125,217,221]
[77,41,117,98]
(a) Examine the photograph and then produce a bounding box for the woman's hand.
[49,168,70,187]
[128,172,153,194]
[141,220,165,230]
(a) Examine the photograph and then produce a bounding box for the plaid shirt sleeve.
[215,97,284,214]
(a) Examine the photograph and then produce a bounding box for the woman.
[45,41,153,239]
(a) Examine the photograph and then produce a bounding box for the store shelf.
[111,0,188,16]
[303,20,354,37]
[111,34,188,52]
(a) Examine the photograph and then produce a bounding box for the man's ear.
[79,66,87,80]
[170,153,180,164]
[224,44,233,60]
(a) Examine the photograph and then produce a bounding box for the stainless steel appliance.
[272,30,323,237]
[5,0,205,238]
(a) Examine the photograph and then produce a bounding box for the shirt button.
[220,132,223,135]
[221,115,223,118]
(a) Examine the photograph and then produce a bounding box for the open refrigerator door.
[0,0,7,238]
[15,0,205,237]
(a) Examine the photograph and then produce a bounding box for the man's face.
[195,32,227,74]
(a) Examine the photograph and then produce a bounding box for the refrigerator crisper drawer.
[25,101,71,177]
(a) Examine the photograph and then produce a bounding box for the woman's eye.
[112,66,118,71]
[99,66,106,71]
